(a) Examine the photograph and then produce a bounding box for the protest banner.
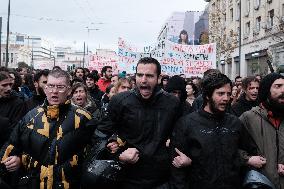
[160,41,216,77]
[88,54,118,73]
[117,37,142,74]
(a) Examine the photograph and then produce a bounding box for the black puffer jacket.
[88,85,104,109]
[0,100,94,189]
[231,93,259,117]
[170,110,256,189]
[25,94,46,112]
[97,88,180,188]
[0,94,26,148]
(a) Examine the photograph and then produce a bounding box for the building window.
[11,53,13,63]
[228,62,232,76]
[256,16,261,31]
[2,53,5,62]
[282,4,284,16]
[230,8,234,21]
[254,0,260,10]
[236,61,240,76]
[268,9,274,28]
[221,64,225,74]
[236,3,240,21]
[245,21,251,36]
[245,0,250,17]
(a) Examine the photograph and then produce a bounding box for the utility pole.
[238,0,242,74]
[83,42,85,68]
[5,0,11,67]
[0,17,2,67]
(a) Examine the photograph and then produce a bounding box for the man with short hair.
[0,69,93,188]
[165,75,192,116]
[97,66,112,92]
[99,57,180,188]
[25,69,50,111]
[231,76,259,117]
[240,73,284,189]
[170,73,256,189]
[192,69,221,111]
[235,76,242,86]
[0,71,26,148]
[86,73,104,108]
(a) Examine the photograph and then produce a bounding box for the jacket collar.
[42,99,71,119]
[134,86,163,104]
[199,108,226,121]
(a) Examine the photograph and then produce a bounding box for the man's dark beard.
[38,87,46,98]
[265,94,284,117]
[208,97,227,117]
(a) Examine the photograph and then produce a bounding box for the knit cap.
[258,73,284,103]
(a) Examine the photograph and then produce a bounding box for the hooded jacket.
[240,106,284,189]
[0,93,26,148]
[88,85,104,108]
[231,93,258,117]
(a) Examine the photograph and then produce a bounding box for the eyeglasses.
[45,84,68,93]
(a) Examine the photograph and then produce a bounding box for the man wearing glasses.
[0,69,93,189]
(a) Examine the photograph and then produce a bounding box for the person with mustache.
[25,69,49,111]
[169,73,256,189]
[240,73,284,189]
[0,71,26,147]
[0,71,27,188]
[95,57,180,188]
[231,76,260,117]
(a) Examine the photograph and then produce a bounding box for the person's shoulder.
[113,90,133,101]
[21,106,45,122]
[225,112,241,122]
[160,90,179,103]
[240,106,262,118]
[71,105,92,120]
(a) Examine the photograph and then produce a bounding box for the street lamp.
[238,0,242,74]
[5,0,11,67]
[86,27,99,67]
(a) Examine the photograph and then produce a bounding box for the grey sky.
[0,0,208,51]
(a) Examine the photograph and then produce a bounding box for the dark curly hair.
[202,73,232,106]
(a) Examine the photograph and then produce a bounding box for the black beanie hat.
[165,75,187,101]
[258,73,284,103]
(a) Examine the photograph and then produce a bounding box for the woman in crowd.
[71,83,98,116]
[159,75,169,90]
[74,67,86,81]
[113,78,132,94]
[231,84,241,105]
[186,82,198,106]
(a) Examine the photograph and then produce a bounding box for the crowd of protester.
[0,57,283,189]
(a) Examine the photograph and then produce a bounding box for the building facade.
[157,11,206,45]
[207,0,284,78]
[55,46,84,71]
[0,32,55,69]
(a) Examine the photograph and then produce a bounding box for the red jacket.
[97,78,111,93]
